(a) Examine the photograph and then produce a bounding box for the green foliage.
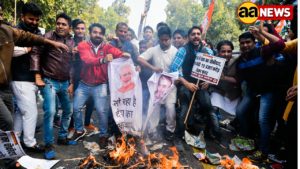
[2,0,129,34]
[99,0,130,34]
[206,0,243,49]
[166,0,243,49]
[165,0,206,31]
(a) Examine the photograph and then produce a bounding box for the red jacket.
[78,41,123,85]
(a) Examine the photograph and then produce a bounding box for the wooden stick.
[184,79,200,129]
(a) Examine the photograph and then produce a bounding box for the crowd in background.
[0,2,297,169]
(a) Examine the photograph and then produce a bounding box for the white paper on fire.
[108,57,143,136]
[143,72,178,132]
[0,130,26,159]
[191,52,226,85]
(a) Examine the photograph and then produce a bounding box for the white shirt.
[140,45,178,72]
[140,45,178,104]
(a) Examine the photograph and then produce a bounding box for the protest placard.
[0,131,26,159]
[143,72,178,132]
[108,57,143,136]
[191,53,226,85]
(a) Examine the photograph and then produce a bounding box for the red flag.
[275,20,286,33]
[201,0,215,36]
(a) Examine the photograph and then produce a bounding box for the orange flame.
[109,135,136,165]
[220,156,259,169]
[108,135,182,168]
[147,146,182,169]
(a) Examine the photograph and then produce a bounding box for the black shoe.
[99,136,108,149]
[164,130,174,141]
[57,137,77,145]
[24,143,45,153]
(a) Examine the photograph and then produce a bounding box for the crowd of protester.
[0,2,297,169]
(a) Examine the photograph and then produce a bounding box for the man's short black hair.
[216,40,234,51]
[143,25,153,33]
[156,22,168,31]
[238,32,255,42]
[89,23,106,35]
[116,22,128,30]
[56,13,72,26]
[72,19,85,29]
[173,29,187,38]
[157,26,171,38]
[187,26,202,36]
[22,2,42,16]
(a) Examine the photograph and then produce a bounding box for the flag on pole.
[275,20,286,34]
[144,0,152,13]
[201,0,215,37]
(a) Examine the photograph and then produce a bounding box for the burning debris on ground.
[78,135,190,169]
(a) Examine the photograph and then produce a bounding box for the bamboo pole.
[184,79,200,129]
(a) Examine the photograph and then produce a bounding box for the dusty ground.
[0,102,279,169]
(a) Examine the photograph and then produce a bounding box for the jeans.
[236,88,276,154]
[41,78,72,145]
[0,86,13,131]
[11,81,38,147]
[73,82,109,137]
[176,86,212,137]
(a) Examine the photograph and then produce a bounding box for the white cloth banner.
[210,92,240,116]
[0,131,26,159]
[108,58,143,136]
[143,72,178,131]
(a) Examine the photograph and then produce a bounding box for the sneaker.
[57,137,77,145]
[85,124,98,132]
[71,130,87,142]
[248,150,268,162]
[24,143,45,153]
[164,130,174,141]
[99,136,108,149]
[44,144,56,159]
[67,128,75,139]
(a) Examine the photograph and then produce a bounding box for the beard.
[91,38,102,45]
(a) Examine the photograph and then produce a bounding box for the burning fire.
[220,156,259,169]
[109,135,136,165]
[147,146,182,169]
[80,135,183,168]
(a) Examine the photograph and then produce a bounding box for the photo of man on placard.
[154,75,173,103]
[117,64,136,94]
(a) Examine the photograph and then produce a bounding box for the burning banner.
[108,58,143,136]
[143,72,178,132]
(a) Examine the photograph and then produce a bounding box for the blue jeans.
[73,82,109,137]
[236,88,275,154]
[42,78,72,145]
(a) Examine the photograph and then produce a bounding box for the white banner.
[191,53,226,85]
[0,131,26,159]
[108,58,143,136]
[143,72,178,131]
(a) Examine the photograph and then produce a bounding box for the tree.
[1,0,129,34]
[99,0,130,34]
[165,0,206,31]
[205,0,243,49]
